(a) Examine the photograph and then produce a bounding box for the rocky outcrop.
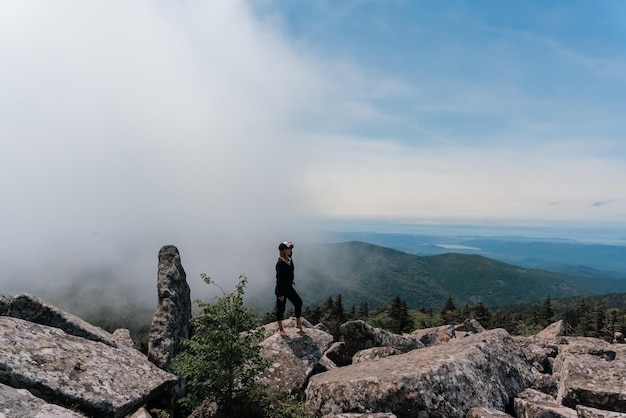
[305,328,534,417]
[514,388,577,417]
[8,292,118,347]
[257,317,334,393]
[501,329,626,418]
[576,405,626,417]
[261,316,315,340]
[534,319,568,340]
[0,383,85,418]
[454,318,486,335]
[0,247,196,417]
[306,320,626,418]
[127,407,155,418]
[0,245,189,418]
[147,245,192,371]
[352,346,402,364]
[516,336,559,375]
[339,320,424,357]
[324,341,352,367]
[409,324,455,347]
[530,373,559,396]
[466,407,514,417]
[0,293,12,315]
[112,327,136,349]
[0,315,177,417]
[553,338,626,413]
[322,414,398,418]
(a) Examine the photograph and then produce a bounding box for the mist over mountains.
[5,227,626,323]
[248,238,626,315]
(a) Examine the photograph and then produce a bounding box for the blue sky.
[1,0,625,302]
[247,0,626,225]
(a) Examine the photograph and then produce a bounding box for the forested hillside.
[331,232,626,281]
[278,241,626,313]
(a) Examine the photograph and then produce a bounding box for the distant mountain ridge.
[329,231,626,280]
[270,240,626,313]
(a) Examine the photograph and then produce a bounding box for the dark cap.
[278,241,294,251]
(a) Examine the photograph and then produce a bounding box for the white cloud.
[0,0,328,306]
[302,136,626,222]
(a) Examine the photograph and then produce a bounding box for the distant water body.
[434,244,481,250]
[314,218,626,246]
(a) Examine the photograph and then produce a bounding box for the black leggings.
[276,286,302,321]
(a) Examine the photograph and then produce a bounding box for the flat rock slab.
[514,388,577,418]
[556,354,626,413]
[0,383,85,418]
[576,405,626,418]
[466,407,514,417]
[340,320,424,356]
[554,339,626,413]
[8,293,118,347]
[305,329,534,418]
[258,326,334,393]
[0,317,177,417]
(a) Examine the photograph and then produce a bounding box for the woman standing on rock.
[275,241,303,336]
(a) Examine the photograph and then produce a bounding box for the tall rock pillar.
[148,245,192,371]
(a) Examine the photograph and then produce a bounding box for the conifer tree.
[333,294,345,323]
[593,300,608,339]
[471,302,491,326]
[311,306,322,324]
[573,298,594,336]
[323,296,334,313]
[441,296,456,314]
[609,308,620,336]
[541,295,555,327]
[440,296,458,324]
[349,304,356,320]
[389,296,414,334]
[357,301,369,319]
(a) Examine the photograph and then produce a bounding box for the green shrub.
[171,274,268,413]
[260,391,316,418]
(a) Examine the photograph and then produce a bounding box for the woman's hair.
[278,247,292,262]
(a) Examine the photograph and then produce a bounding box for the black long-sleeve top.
[275,257,294,297]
